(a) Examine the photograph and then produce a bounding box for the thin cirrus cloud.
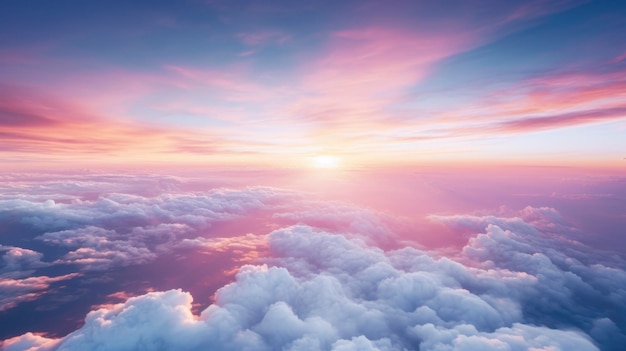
[411,105,626,142]
[283,27,476,143]
[0,246,48,279]
[0,85,240,162]
[433,65,626,124]
[493,106,626,133]
[390,61,626,156]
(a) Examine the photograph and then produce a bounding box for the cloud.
[178,233,267,253]
[0,1,606,166]
[0,274,79,312]
[0,182,302,312]
[1,174,624,349]
[0,246,47,278]
[428,65,626,137]
[430,208,626,345]
[38,224,192,270]
[412,322,597,351]
[7,186,293,271]
[0,0,611,168]
[272,202,399,247]
[0,84,249,163]
[494,106,626,133]
[0,173,184,200]
[2,333,59,351]
[177,233,269,265]
[1,175,403,275]
[0,175,398,313]
[5,204,625,350]
[0,184,295,232]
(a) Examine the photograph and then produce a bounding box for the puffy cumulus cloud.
[0,245,47,278]
[1,173,623,350]
[428,207,626,349]
[37,224,193,270]
[0,186,298,274]
[6,206,625,350]
[2,333,59,351]
[2,186,292,231]
[0,175,406,314]
[0,273,79,311]
[0,184,303,311]
[0,174,407,277]
[412,323,597,351]
[272,202,399,247]
[4,267,402,351]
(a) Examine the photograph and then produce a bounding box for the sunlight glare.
[314,155,340,168]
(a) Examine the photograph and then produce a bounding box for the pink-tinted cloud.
[483,69,626,118]
[309,27,469,95]
[1,170,625,349]
[0,273,79,311]
[178,233,268,253]
[178,233,269,265]
[290,27,473,126]
[394,66,626,144]
[494,106,626,133]
[0,84,255,163]
[5,209,623,350]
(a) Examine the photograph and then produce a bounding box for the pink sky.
[1,0,625,170]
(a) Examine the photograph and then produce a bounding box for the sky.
[0,0,625,169]
[1,1,626,351]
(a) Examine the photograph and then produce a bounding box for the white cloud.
[7,212,624,350]
[37,224,193,270]
[0,246,47,278]
[1,175,624,350]
[0,186,297,232]
[412,322,597,351]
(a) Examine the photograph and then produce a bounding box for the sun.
[314,155,340,168]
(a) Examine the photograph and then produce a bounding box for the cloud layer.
[0,185,298,272]
[3,184,625,350]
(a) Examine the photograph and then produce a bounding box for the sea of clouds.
[1,173,624,350]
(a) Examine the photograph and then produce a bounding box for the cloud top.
[1,174,624,350]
